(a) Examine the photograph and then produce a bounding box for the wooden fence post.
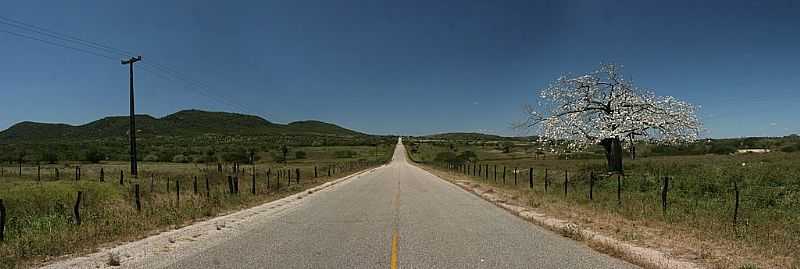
[205,175,210,197]
[176,179,180,206]
[0,199,5,241]
[494,165,497,182]
[514,168,518,185]
[234,176,239,194]
[617,174,622,206]
[166,177,170,193]
[266,169,271,189]
[589,171,594,201]
[73,191,82,225]
[37,165,41,181]
[314,166,318,178]
[100,168,104,182]
[134,184,141,212]
[502,166,506,184]
[529,168,534,188]
[661,176,669,216]
[150,175,154,192]
[251,171,256,195]
[544,168,549,192]
[119,170,124,185]
[296,168,300,184]
[733,180,740,228]
[193,176,198,195]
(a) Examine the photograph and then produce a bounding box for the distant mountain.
[421,132,534,141]
[0,109,366,144]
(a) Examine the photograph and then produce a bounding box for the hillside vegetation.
[0,109,392,164]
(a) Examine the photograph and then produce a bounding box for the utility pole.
[122,56,142,178]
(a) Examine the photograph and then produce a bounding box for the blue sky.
[1,0,799,138]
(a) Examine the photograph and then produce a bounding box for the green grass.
[408,141,800,268]
[0,144,395,269]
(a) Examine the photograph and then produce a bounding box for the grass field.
[0,144,395,269]
[406,140,800,269]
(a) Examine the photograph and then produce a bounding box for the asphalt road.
[164,138,637,269]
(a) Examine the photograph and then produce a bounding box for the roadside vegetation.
[406,136,800,269]
[0,142,395,269]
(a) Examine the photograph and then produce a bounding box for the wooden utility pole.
[121,56,142,178]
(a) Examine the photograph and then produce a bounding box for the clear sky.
[1,0,799,138]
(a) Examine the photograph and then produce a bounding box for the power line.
[0,16,275,120]
[0,15,134,57]
[0,29,117,60]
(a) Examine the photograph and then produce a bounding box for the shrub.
[83,148,105,163]
[143,154,159,162]
[709,144,737,155]
[434,152,458,163]
[779,144,799,153]
[172,154,189,163]
[457,151,477,161]
[40,151,59,164]
[334,150,357,158]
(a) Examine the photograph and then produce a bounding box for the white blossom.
[523,64,702,150]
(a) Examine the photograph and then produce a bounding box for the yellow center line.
[390,227,399,269]
[390,165,401,269]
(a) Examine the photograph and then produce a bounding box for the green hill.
[422,132,533,141]
[0,109,367,144]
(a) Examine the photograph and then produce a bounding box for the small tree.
[41,151,59,164]
[280,145,289,164]
[499,142,514,153]
[522,64,701,173]
[83,148,105,164]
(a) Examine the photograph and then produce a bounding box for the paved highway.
[156,138,636,268]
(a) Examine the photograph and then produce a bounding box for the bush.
[334,150,357,158]
[709,144,737,155]
[40,151,59,164]
[295,151,307,159]
[457,151,477,161]
[143,154,159,162]
[780,144,799,153]
[83,148,106,163]
[172,154,189,163]
[221,151,248,163]
[434,152,458,163]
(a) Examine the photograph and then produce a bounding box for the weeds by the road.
[409,143,800,269]
[0,145,394,269]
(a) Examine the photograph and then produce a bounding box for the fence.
[440,160,779,228]
[0,159,387,241]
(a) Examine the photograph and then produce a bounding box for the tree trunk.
[601,137,624,173]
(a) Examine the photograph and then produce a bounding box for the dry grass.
[421,164,797,269]
[0,145,394,269]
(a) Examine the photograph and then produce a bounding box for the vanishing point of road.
[152,139,637,268]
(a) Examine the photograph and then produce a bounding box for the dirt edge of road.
[412,163,704,269]
[40,165,385,269]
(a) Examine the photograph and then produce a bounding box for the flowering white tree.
[523,64,701,172]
